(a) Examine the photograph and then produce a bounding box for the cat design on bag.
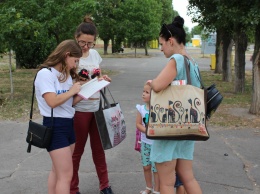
[108,109,127,147]
[111,115,121,146]
[150,98,203,125]
[147,88,207,138]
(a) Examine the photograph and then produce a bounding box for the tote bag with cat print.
[146,84,209,141]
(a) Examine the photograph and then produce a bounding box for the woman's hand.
[99,74,112,82]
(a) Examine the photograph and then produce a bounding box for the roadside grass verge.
[200,70,259,128]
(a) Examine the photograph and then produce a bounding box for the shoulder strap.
[183,56,191,85]
[30,68,53,126]
[183,55,205,88]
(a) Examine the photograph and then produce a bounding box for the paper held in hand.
[78,77,110,100]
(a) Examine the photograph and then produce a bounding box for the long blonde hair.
[39,39,82,82]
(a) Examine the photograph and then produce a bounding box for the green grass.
[200,70,258,128]
[0,68,36,120]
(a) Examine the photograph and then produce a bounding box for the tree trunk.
[215,29,223,73]
[222,31,232,82]
[144,40,148,56]
[103,39,109,55]
[9,50,14,99]
[15,52,22,69]
[249,24,260,114]
[111,38,115,53]
[234,31,247,93]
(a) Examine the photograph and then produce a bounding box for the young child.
[136,82,160,194]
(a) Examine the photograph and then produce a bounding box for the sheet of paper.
[78,77,110,100]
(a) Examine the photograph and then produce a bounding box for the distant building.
[201,33,216,54]
[191,35,201,47]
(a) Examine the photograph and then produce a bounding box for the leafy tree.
[93,0,124,54]
[184,26,192,43]
[188,0,260,114]
[122,0,162,56]
[219,0,259,93]
[188,0,249,89]
[0,0,95,68]
[191,25,202,37]
[161,0,176,25]
[188,0,233,78]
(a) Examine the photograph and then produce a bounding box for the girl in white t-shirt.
[136,83,160,194]
[35,40,82,194]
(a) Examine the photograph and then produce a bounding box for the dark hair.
[40,40,82,82]
[75,15,97,40]
[159,16,186,44]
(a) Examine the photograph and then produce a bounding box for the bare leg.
[176,159,202,194]
[141,165,153,193]
[176,185,187,194]
[48,144,75,194]
[156,160,176,194]
[48,165,56,194]
[153,172,160,193]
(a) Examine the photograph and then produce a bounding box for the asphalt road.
[0,48,259,194]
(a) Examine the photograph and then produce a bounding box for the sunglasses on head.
[162,23,172,37]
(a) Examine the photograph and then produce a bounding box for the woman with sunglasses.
[70,15,113,194]
[147,16,202,194]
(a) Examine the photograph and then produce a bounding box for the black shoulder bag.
[26,70,53,153]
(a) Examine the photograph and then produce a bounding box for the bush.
[14,38,56,69]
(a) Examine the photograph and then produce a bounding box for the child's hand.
[146,80,152,86]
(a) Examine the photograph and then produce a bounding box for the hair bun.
[83,15,94,24]
[172,16,184,28]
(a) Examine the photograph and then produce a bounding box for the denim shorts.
[141,142,157,172]
[43,117,75,152]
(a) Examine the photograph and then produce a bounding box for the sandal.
[153,191,160,194]
[140,187,152,194]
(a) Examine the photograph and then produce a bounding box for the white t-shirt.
[74,49,103,112]
[136,104,153,145]
[35,67,75,118]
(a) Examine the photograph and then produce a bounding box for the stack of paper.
[78,77,110,100]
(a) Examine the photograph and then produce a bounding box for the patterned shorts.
[141,142,157,172]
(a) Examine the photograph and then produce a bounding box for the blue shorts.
[43,117,76,152]
[141,142,157,172]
